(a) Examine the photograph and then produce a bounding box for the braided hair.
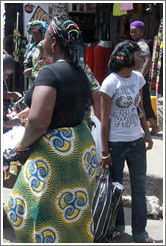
[109,40,141,72]
[48,17,85,69]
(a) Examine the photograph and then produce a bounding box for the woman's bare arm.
[15,85,56,152]
[91,91,101,121]
[141,54,151,77]
[139,89,153,150]
[100,92,112,168]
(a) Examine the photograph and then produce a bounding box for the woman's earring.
[52,47,55,53]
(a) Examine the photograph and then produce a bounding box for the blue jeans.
[109,137,149,241]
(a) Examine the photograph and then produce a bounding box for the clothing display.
[149,19,163,97]
[95,3,111,41]
[94,41,112,85]
[113,3,127,16]
[5,122,96,243]
[120,3,134,11]
[13,29,27,63]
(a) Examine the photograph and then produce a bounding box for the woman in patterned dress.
[23,20,48,87]
[4,17,97,243]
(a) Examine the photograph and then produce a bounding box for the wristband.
[101,153,110,159]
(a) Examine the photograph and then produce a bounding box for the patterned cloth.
[25,45,41,68]
[5,122,97,243]
[84,64,100,129]
[24,20,48,85]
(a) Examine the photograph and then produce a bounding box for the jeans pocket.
[108,142,124,157]
[134,137,145,150]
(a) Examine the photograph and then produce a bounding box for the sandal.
[134,236,155,243]
[106,230,123,243]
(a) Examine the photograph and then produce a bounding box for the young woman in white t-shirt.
[100,40,155,243]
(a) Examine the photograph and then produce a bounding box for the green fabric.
[5,123,96,243]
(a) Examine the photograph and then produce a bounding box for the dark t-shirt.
[24,62,90,129]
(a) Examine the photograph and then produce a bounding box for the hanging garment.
[94,41,112,85]
[13,29,27,63]
[120,3,134,11]
[149,19,163,96]
[113,3,127,16]
[95,3,111,40]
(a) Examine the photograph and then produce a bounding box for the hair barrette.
[122,45,129,53]
[115,56,124,60]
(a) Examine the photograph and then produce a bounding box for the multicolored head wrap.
[130,21,145,31]
[24,20,48,59]
[48,17,80,49]
[27,20,48,36]
[48,17,85,69]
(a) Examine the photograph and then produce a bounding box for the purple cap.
[130,21,145,31]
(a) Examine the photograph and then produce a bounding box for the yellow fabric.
[5,123,96,243]
[147,96,157,126]
[113,3,127,16]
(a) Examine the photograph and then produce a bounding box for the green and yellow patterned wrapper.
[5,122,97,243]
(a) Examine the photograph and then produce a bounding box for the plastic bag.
[91,115,102,163]
[92,169,124,243]
[2,126,25,152]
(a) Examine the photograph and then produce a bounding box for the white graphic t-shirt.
[100,71,146,142]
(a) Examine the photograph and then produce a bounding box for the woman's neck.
[117,68,132,78]
[53,45,71,63]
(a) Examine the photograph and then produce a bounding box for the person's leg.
[126,138,154,242]
[108,142,127,233]
[142,77,155,120]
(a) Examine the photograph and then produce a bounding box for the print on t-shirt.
[112,84,140,128]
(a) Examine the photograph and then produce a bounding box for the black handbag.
[92,169,124,243]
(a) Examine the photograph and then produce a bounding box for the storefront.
[3,2,163,98]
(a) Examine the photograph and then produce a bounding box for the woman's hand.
[15,142,29,154]
[17,107,30,121]
[100,153,112,170]
[23,68,32,77]
[144,133,153,150]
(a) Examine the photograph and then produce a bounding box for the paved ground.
[3,206,164,244]
[123,132,164,204]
